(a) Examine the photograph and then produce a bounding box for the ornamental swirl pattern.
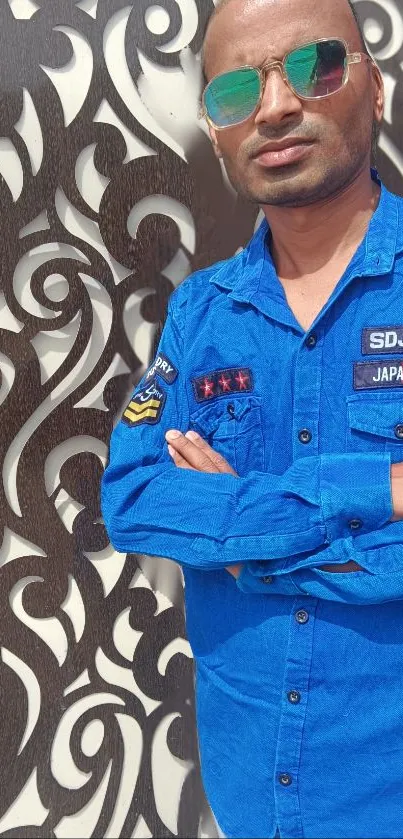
[0,0,401,836]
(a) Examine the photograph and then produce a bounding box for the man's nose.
[254,65,303,126]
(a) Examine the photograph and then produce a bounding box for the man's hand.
[165,429,242,579]
[391,462,403,521]
[166,429,238,475]
[165,429,367,577]
[318,560,364,572]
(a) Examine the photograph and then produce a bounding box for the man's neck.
[263,167,380,281]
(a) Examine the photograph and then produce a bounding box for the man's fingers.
[166,430,220,473]
[185,430,238,476]
[167,444,196,470]
[166,429,238,476]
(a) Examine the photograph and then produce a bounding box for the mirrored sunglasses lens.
[285,40,347,97]
[204,68,260,127]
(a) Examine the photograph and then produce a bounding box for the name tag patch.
[145,352,178,384]
[122,379,166,426]
[354,361,403,390]
[192,367,253,403]
[362,327,403,355]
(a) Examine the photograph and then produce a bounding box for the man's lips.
[251,139,315,168]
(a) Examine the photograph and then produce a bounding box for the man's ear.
[371,61,384,125]
[208,124,223,158]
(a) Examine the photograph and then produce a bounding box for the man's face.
[203,0,384,207]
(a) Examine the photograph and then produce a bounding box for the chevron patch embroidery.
[122,380,166,426]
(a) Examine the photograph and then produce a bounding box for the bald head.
[203,0,367,82]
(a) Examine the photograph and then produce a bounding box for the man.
[101,0,403,835]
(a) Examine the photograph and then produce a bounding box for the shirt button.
[348,519,363,531]
[262,575,273,584]
[305,333,317,348]
[298,429,312,444]
[287,690,301,704]
[394,424,403,440]
[295,609,309,624]
[279,773,293,786]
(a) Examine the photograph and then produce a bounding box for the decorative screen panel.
[0,1,402,837]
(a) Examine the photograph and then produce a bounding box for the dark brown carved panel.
[0,0,402,837]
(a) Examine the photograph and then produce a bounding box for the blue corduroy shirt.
[102,175,403,838]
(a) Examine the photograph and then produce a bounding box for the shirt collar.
[209,218,267,301]
[360,168,401,276]
[209,170,402,313]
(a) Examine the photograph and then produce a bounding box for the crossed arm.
[102,297,403,604]
[166,428,403,579]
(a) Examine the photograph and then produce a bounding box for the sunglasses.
[201,38,372,129]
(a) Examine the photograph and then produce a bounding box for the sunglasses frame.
[200,37,373,130]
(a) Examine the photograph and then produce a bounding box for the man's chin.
[232,164,319,207]
[243,171,340,209]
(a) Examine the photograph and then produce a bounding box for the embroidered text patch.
[362,327,403,355]
[122,379,166,426]
[144,352,178,384]
[354,361,403,390]
[192,367,254,403]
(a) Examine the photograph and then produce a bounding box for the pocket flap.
[191,395,262,436]
[347,396,403,440]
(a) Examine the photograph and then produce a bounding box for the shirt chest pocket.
[346,395,403,462]
[189,396,265,476]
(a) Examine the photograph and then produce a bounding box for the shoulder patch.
[122,379,166,426]
[144,352,178,384]
[192,367,254,403]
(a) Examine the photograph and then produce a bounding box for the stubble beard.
[222,145,368,209]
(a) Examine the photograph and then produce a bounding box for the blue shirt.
[102,176,403,839]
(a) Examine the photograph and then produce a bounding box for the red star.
[218,374,232,392]
[235,370,249,390]
[202,378,215,398]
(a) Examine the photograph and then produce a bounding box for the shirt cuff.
[320,453,392,541]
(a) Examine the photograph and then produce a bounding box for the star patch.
[144,352,178,384]
[122,379,166,426]
[354,361,403,390]
[192,367,254,403]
